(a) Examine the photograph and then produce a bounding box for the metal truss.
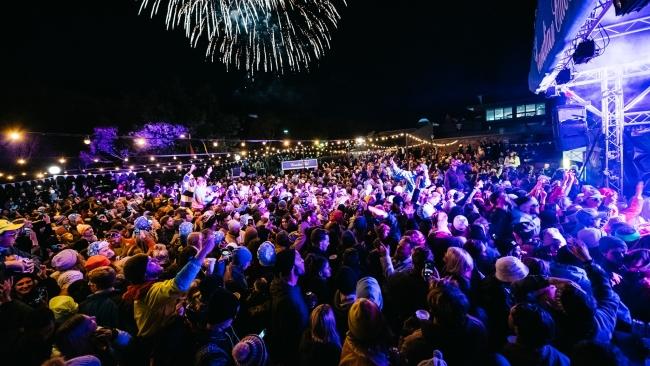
[594,15,650,41]
[560,58,650,194]
[535,0,650,194]
[536,0,613,93]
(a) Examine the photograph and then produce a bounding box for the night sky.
[0,0,538,139]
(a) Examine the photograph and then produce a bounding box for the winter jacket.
[79,289,121,328]
[552,262,618,353]
[379,254,413,279]
[268,278,309,365]
[339,337,390,366]
[400,315,487,366]
[132,257,202,337]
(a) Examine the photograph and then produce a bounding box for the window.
[487,107,514,121]
[486,109,494,121]
[536,103,546,116]
[516,105,525,118]
[503,106,513,119]
[525,104,536,117]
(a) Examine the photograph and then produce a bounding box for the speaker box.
[553,104,588,150]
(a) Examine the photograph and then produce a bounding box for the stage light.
[235,154,241,161]
[7,175,14,180]
[213,141,218,147]
[562,157,571,170]
[58,158,66,164]
[179,134,186,138]
[241,142,246,147]
[7,130,23,141]
[21,172,26,176]
[124,157,129,162]
[17,158,26,165]
[83,137,91,145]
[355,137,365,145]
[48,166,62,175]
[149,156,156,161]
[283,140,290,147]
[135,138,146,147]
[283,129,289,134]
[572,39,596,64]
[93,158,99,163]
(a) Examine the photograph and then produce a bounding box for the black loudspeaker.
[553,104,588,150]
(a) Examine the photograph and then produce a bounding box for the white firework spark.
[138,0,346,75]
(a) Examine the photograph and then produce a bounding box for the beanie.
[49,295,78,322]
[123,253,150,284]
[179,222,194,236]
[348,298,384,343]
[76,224,91,235]
[231,334,268,366]
[52,249,79,271]
[257,241,276,267]
[57,270,84,290]
[85,255,111,271]
[87,241,110,257]
[233,247,253,266]
[206,288,240,325]
[356,276,383,310]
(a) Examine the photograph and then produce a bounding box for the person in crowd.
[224,246,253,297]
[340,298,393,365]
[79,266,121,328]
[194,287,241,366]
[302,253,334,306]
[400,284,488,366]
[268,249,308,365]
[502,302,570,366]
[1,143,650,366]
[299,304,342,366]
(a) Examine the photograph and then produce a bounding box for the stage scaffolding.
[536,0,650,195]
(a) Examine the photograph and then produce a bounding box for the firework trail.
[138,0,346,75]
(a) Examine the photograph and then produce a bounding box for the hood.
[356,276,383,310]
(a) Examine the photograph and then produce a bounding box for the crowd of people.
[0,141,649,366]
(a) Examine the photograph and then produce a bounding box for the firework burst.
[138,0,346,75]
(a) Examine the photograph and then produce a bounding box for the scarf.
[122,281,157,302]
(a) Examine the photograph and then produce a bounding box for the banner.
[281,159,318,171]
[528,0,598,92]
